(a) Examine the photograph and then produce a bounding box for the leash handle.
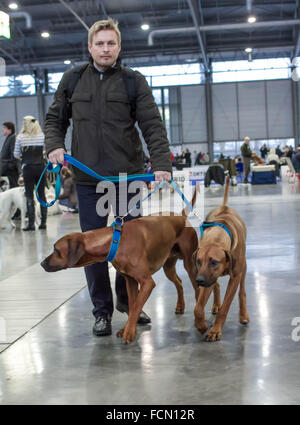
[35,162,62,207]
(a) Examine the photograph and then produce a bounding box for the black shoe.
[93,315,112,336]
[116,301,151,325]
[39,224,47,229]
[23,225,35,231]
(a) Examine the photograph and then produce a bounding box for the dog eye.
[210,259,219,267]
[196,258,202,266]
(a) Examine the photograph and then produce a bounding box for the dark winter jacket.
[45,58,172,185]
[0,133,18,175]
[204,164,225,187]
[241,143,252,158]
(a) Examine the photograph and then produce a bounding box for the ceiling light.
[141,24,150,31]
[8,3,18,9]
[41,32,50,38]
[248,16,257,24]
[245,47,253,53]
[64,60,71,65]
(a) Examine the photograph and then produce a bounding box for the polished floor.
[0,181,300,405]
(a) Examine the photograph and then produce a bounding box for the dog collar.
[106,218,123,262]
[200,221,232,241]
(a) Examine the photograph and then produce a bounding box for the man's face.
[2,126,11,137]
[88,29,121,71]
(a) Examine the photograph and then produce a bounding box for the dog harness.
[106,218,123,262]
[200,221,232,241]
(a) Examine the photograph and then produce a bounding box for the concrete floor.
[0,181,300,405]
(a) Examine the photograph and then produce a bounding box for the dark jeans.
[23,164,46,202]
[76,183,143,318]
[6,167,19,188]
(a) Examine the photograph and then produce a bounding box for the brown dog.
[252,152,265,165]
[194,176,249,342]
[41,186,220,343]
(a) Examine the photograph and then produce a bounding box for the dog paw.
[205,329,222,342]
[175,305,185,314]
[195,320,208,334]
[116,328,124,338]
[211,304,221,314]
[122,329,136,344]
[239,314,250,325]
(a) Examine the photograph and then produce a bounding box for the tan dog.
[41,186,220,343]
[251,152,265,165]
[194,176,249,341]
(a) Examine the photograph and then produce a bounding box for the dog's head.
[41,233,85,272]
[193,244,235,287]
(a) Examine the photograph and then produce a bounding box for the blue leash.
[35,154,155,207]
[35,155,198,262]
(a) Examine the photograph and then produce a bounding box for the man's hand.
[154,171,172,183]
[48,148,66,166]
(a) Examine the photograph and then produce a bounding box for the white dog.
[0,184,62,231]
[0,187,27,230]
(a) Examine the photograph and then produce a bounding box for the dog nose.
[196,275,206,286]
[40,260,47,271]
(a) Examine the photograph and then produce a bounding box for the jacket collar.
[88,55,122,75]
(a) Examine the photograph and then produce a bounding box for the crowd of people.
[0,116,78,230]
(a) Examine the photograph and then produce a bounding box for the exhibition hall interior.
[0,0,299,405]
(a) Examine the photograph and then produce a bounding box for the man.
[240,136,252,184]
[1,122,19,188]
[292,146,300,172]
[45,19,172,337]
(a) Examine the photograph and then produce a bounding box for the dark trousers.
[23,164,47,225]
[6,167,19,188]
[23,164,47,202]
[243,157,251,182]
[76,183,142,318]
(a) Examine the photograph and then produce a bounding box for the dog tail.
[182,181,199,217]
[222,175,230,208]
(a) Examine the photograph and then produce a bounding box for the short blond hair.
[88,18,121,45]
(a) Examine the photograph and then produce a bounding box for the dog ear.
[224,250,236,277]
[67,239,85,267]
[192,249,198,267]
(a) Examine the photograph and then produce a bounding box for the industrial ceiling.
[0,0,300,75]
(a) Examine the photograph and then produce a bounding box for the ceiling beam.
[58,0,89,31]
[186,0,209,71]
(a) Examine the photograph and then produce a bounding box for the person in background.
[267,148,280,164]
[14,115,47,231]
[184,148,191,167]
[240,136,252,184]
[292,146,300,172]
[276,145,282,157]
[260,143,268,160]
[1,122,19,188]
